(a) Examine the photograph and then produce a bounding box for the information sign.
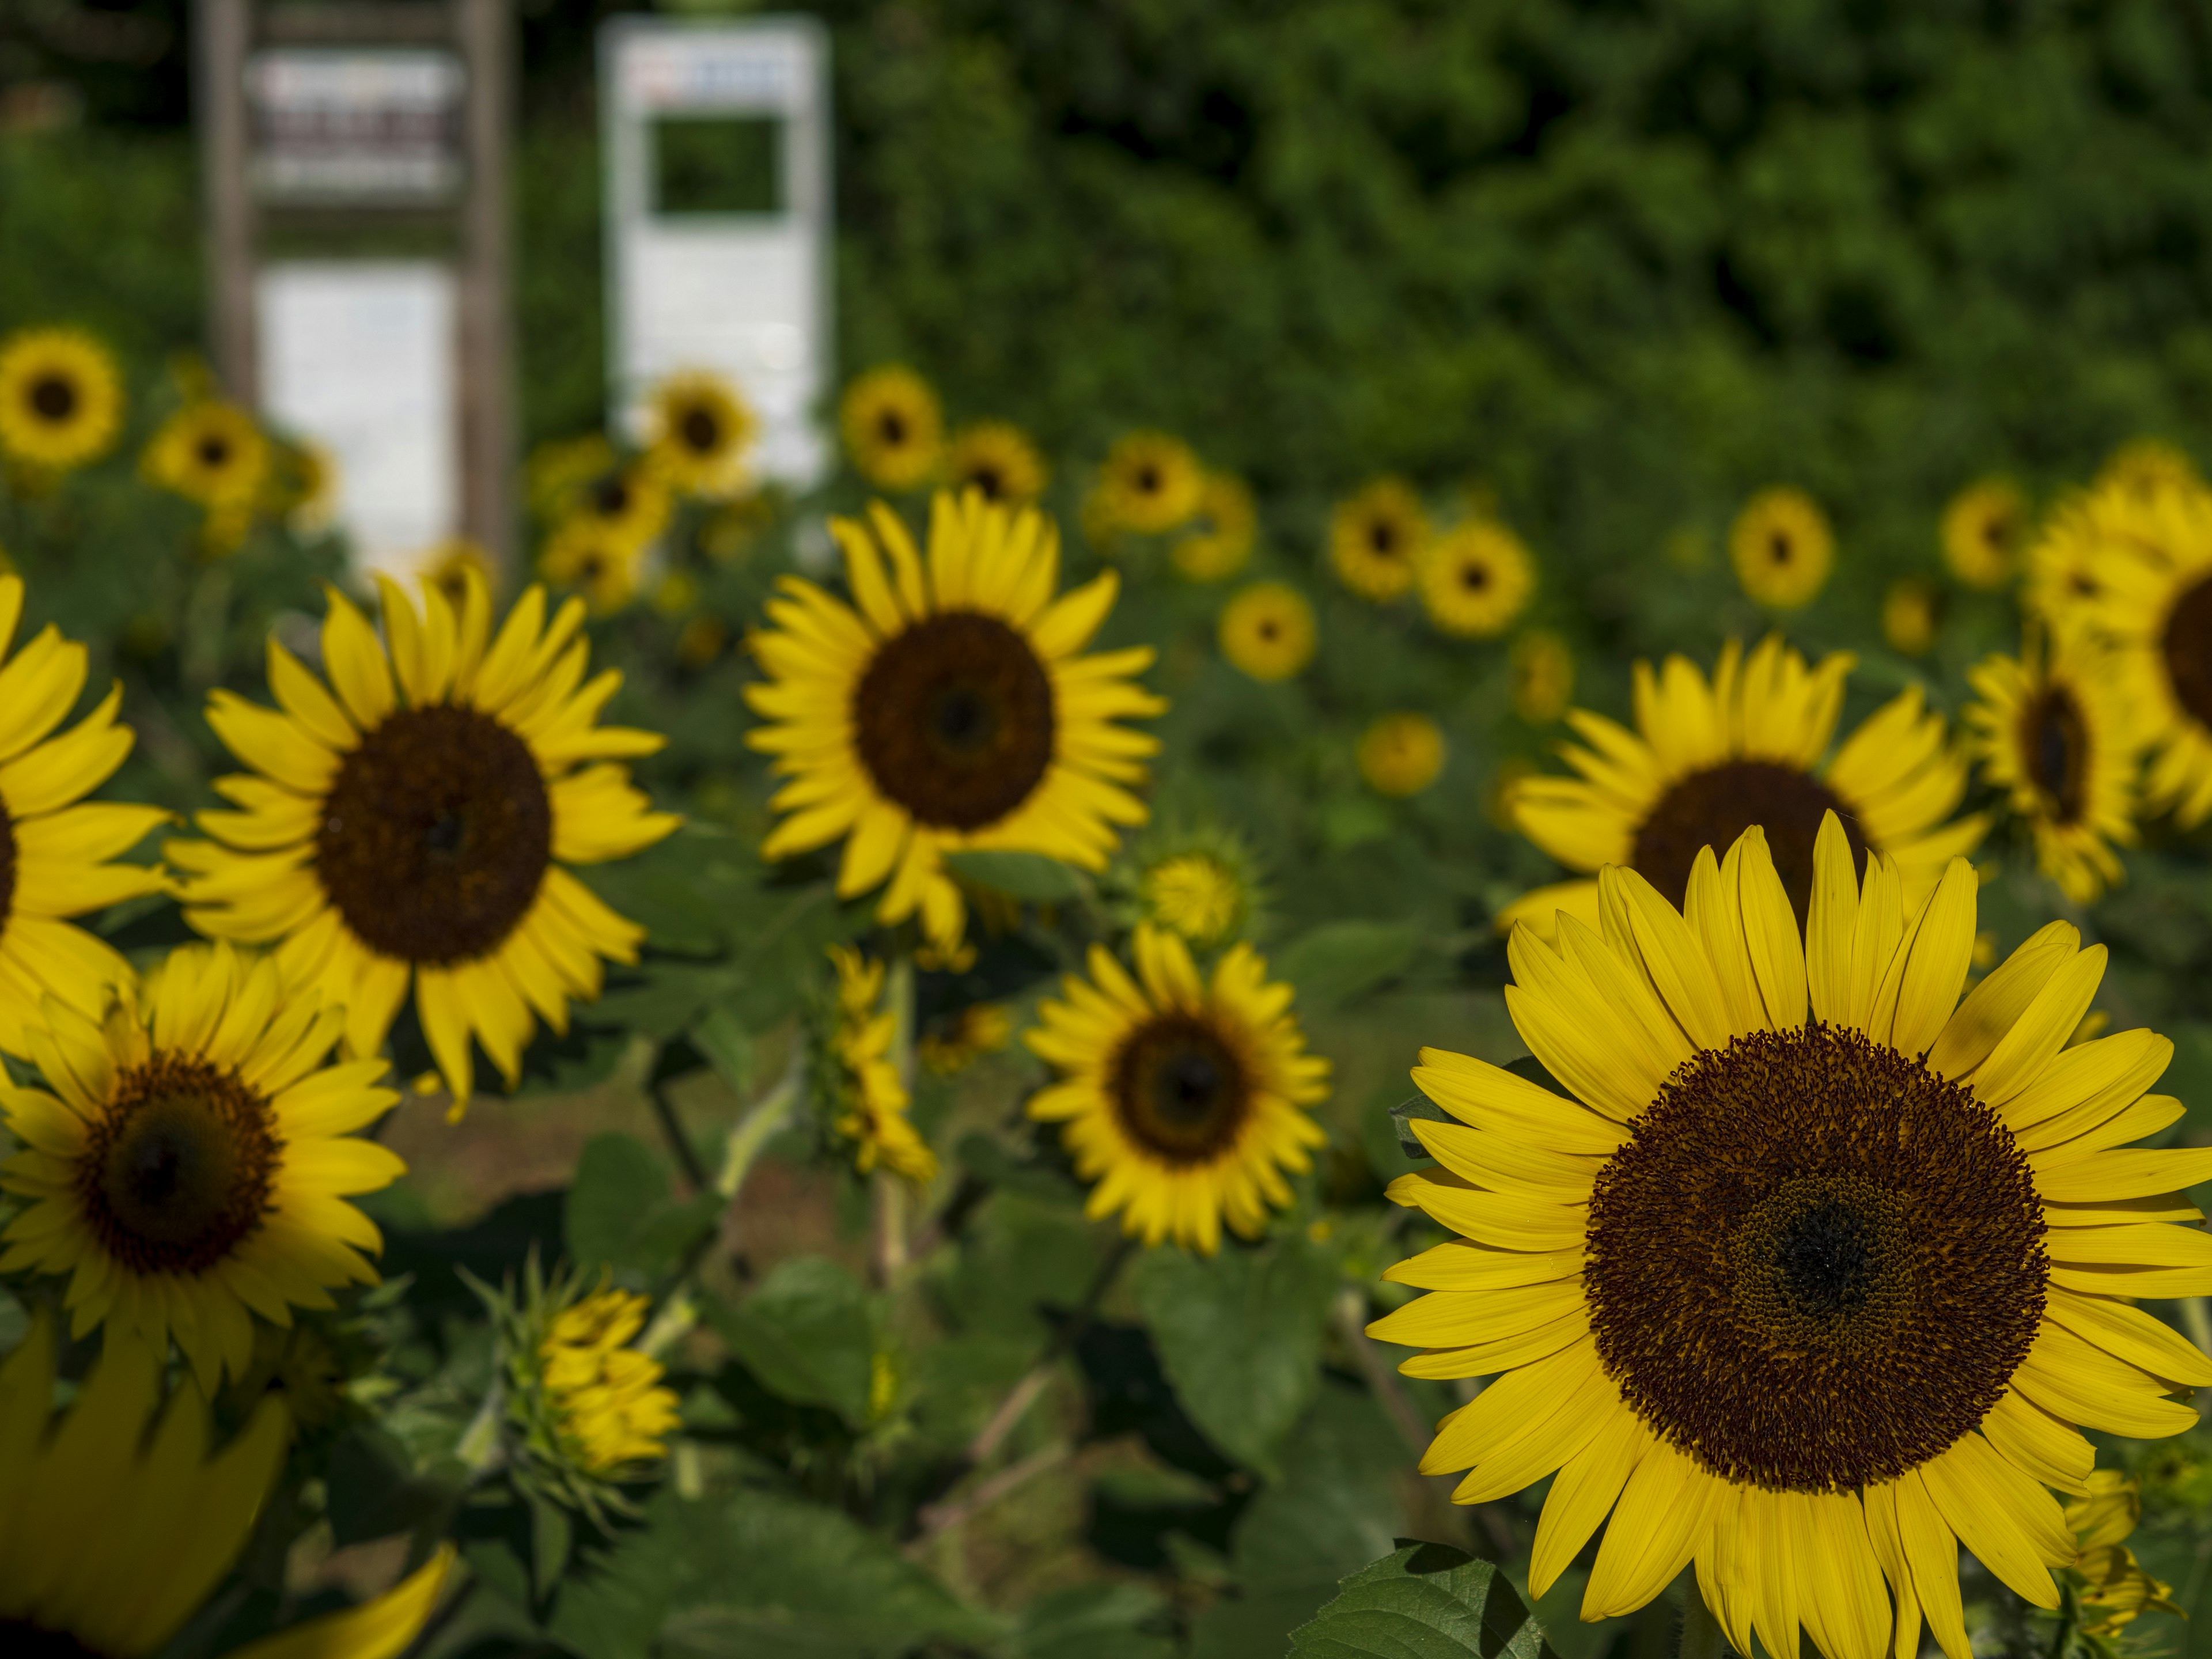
[248,47,463,204]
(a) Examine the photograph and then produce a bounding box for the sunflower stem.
[646,1054,713,1196]
[872,952,919,1285]
[2182,1298,2212,1366]
[1678,1582,1726,1659]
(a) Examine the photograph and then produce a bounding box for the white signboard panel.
[601,17,831,486]
[257,261,457,578]
[248,50,464,204]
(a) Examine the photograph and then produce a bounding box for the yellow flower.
[0,941,404,1391]
[1331,479,1429,601]
[541,1289,683,1472]
[527,433,618,521]
[1882,578,1940,656]
[919,1002,1014,1075]
[1359,713,1446,797]
[2065,1469,2141,1550]
[1373,815,2212,1658]
[1940,478,2028,589]
[1419,520,1535,637]
[841,365,943,490]
[282,440,340,536]
[168,569,680,1111]
[2098,436,2199,507]
[1025,924,1330,1253]
[1142,850,1247,946]
[418,536,498,612]
[746,492,1164,959]
[1094,431,1205,534]
[2075,1546,2184,1635]
[569,465,671,551]
[643,369,755,498]
[0,327,124,472]
[1171,471,1258,582]
[1219,581,1316,680]
[0,1317,453,1659]
[1964,631,2143,903]
[143,402,268,509]
[1730,486,1834,609]
[1502,635,1986,940]
[828,944,936,1183]
[1511,630,1575,724]
[946,421,1048,505]
[539,516,644,615]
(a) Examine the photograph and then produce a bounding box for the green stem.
[2182,1298,2212,1365]
[647,1071,713,1195]
[716,1048,804,1199]
[872,952,919,1285]
[1679,1584,1726,1659]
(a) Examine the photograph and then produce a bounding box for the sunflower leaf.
[1289,1540,1559,1659]
[944,849,1090,902]
[1390,1091,1452,1158]
[1274,920,1421,1010]
[706,1256,876,1425]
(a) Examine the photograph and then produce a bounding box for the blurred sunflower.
[540,1287,683,1472]
[526,433,618,520]
[1503,635,1986,938]
[1510,630,1575,724]
[1730,487,1833,609]
[2066,1474,2181,1636]
[1359,712,1446,797]
[1219,581,1316,680]
[1419,521,1535,637]
[2099,437,2199,507]
[840,365,943,490]
[1025,923,1328,1253]
[1171,471,1257,581]
[570,465,671,551]
[1940,478,2028,590]
[644,370,755,498]
[0,941,403,1391]
[1121,823,1264,949]
[1373,817,2212,1657]
[828,944,935,1183]
[1094,430,1205,533]
[280,439,340,536]
[143,401,268,509]
[946,420,1048,505]
[0,326,124,472]
[1964,632,2142,903]
[1331,479,1428,601]
[2021,487,2152,627]
[1883,578,1939,656]
[418,535,498,611]
[0,1318,453,1659]
[746,492,1163,959]
[169,570,679,1111]
[919,1001,1013,1075]
[539,516,643,616]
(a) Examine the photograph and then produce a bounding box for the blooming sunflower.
[1503,635,1986,939]
[1025,923,1329,1253]
[167,570,680,1111]
[0,941,404,1391]
[569,465,671,551]
[539,516,644,616]
[1094,431,1205,535]
[418,535,498,611]
[1964,631,2142,904]
[828,944,935,1183]
[143,401,268,509]
[946,420,1048,505]
[1370,816,2212,1659]
[541,1287,684,1472]
[1730,487,1834,610]
[1419,521,1536,637]
[1512,630,1575,724]
[1171,471,1257,582]
[1331,479,1429,601]
[841,365,943,490]
[1883,578,1939,657]
[745,491,1164,958]
[643,370,755,498]
[527,433,618,521]
[919,1001,1014,1075]
[1359,712,1446,797]
[1219,581,1316,680]
[0,327,124,472]
[0,1317,453,1659]
[2099,437,2199,507]
[1940,478,2028,590]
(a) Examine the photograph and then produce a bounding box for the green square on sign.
[653,114,782,215]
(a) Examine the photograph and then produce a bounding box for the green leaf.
[1016,1584,1173,1659]
[1390,1091,1451,1160]
[944,848,1089,902]
[706,1256,875,1425]
[1130,1233,1339,1478]
[690,1002,755,1097]
[1274,921,1421,1010]
[530,1490,574,1599]
[565,1133,719,1281]
[1290,1541,1559,1659]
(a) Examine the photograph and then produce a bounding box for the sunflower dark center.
[28,373,76,422]
[969,464,1004,498]
[198,435,231,469]
[680,408,720,453]
[2161,575,2212,730]
[0,1622,111,1659]
[1630,759,1866,921]
[1137,465,1161,494]
[878,410,907,444]
[79,1053,280,1276]
[1369,522,1398,555]
[1584,1023,2047,1491]
[592,477,631,517]
[851,610,1055,831]
[579,552,606,583]
[1768,531,1792,564]
[2022,685,2089,824]
[316,703,552,963]
[1460,561,1490,591]
[1109,1013,1251,1164]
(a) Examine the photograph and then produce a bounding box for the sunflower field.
[13,3,2212,1659]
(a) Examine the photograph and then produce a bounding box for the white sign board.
[601,17,831,486]
[257,261,457,578]
[248,49,464,205]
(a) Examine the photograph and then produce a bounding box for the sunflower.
[1511,630,1575,724]
[1171,471,1258,582]
[1142,853,1245,945]
[418,535,498,611]
[828,944,936,1183]
[1503,635,1986,940]
[1940,478,2028,590]
[2021,485,2158,628]
[1219,581,1316,680]
[167,570,680,1111]
[570,465,671,551]
[746,491,1164,958]
[0,327,124,472]
[841,365,944,490]
[143,401,268,508]
[946,420,1048,505]
[643,370,755,498]
[919,1001,1014,1075]
[1883,578,1939,657]
[541,1287,684,1472]
[1094,431,1205,534]
[2065,1472,2181,1637]
[539,516,644,616]
[0,941,404,1391]
[527,433,618,521]
[2099,437,2199,507]
[1025,924,1329,1253]
[1359,712,1446,797]
[1419,521,1536,637]
[1730,486,1834,609]
[1964,631,2142,903]
[1331,479,1429,601]
[1370,816,2212,1659]
[0,1317,453,1659]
